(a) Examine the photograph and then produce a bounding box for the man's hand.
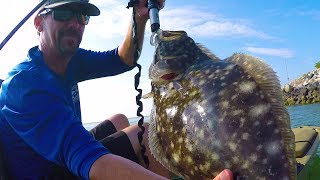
[213,169,233,180]
[135,0,165,22]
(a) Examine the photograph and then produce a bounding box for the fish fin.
[142,92,154,99]
[226,53,297,179]
[148,108,183,177]
[196,43,220,61]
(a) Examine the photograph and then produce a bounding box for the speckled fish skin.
[147,30,296,180]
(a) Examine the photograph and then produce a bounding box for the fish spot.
[267,121,273,125]
[198,129,205,139]
[215,69,221,74]
[249,154,258,162]
[197,105,205,114]
[233,156,240,163]
[186,156,193,164]
[221,101,229,109]
[211,152,220,160]
[166,106,178,117]
[232,109,243,116]
[266,141,281,155]
[239,118,245,128]
[256,145,263,151]
[228,142,238,152]
[224,162,231,168]
[268,165,278,176]
[172,153,180,163]
[199,80,206,86]
[212,140,222,149]
[239,81,257,93]
[178,137,184,143]
[231,95,237,100]
[262,158,268,164]
[218,89,226,96]
[253,121,260,126]
[182,127,187,134]
[241,161,250,169]
[249,104,271,118]
[209,74,215,79]
[190,170,194,175]
[186,144,193,152]
[242,133,250,140]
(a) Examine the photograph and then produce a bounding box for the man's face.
[38,6,87,57]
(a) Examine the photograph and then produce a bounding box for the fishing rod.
[148,0,161,33]
[0,0,47,51]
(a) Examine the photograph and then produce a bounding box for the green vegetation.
[315,62,320,69]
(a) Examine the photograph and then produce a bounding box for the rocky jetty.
[282,69,320,106]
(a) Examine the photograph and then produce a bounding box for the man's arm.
[89,154,167,180]
[118,0,165,66]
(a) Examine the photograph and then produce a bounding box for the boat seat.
[293,126,318,158]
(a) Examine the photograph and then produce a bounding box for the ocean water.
[287,103,320,128]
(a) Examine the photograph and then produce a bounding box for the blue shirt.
[0,46,134,179]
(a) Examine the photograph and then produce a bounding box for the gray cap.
[44,0,100,16]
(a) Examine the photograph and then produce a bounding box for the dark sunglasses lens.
[77,14,90,25]
[53,9,74,21]
[53,9,89,25]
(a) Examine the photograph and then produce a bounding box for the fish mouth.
[160,73,179,80]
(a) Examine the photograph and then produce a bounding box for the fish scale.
[146,30,296,180]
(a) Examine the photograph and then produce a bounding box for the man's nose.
[67,15,82,28]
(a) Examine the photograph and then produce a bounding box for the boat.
[294,126,320,180]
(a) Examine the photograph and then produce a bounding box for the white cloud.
[296,9,320,20]
[85,2,276,40]
[160,7,275,40]
[244,47,294,58]
[86,0,133,39]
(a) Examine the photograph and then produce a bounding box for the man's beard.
[57,29,82,56]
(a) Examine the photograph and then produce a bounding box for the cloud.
[85,0,132,39]
[296,9,320,20]
[160,7,276,40]
[86,2,276,40]
[244,47,294,58]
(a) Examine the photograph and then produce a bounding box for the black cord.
[126,0,149,168]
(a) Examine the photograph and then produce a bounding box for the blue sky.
[0,0,319,123]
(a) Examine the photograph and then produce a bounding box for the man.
[0,0,233,179]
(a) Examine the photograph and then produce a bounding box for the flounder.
[144,30,296,179]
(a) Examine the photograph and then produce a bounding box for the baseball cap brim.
[44,0,100,16]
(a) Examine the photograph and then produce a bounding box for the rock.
[282,68,320,106]
[283,84,293,93]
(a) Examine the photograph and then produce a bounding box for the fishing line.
[126,0,149,168]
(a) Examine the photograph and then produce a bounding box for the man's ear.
[34,15,43,33]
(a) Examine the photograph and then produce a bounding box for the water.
[287,103,320,128]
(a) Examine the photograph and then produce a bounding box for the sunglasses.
[39,8,90,25]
